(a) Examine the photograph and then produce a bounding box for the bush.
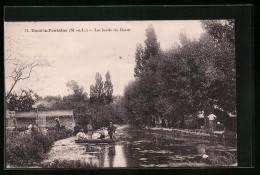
[6,132,53,166]
[6,129,73,167]
[46,128,73,141]
[74,104,124,130]
[42,159,98,168]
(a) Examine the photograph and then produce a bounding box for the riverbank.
[144,127,237,139]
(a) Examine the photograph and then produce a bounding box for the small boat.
[75,138,120,143]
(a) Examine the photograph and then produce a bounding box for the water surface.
[43,126,237,167]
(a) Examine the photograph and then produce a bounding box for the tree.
[134,25,160,78]
[5,29,50,102]
[123,20,236,129]
[6,89,38,112]
[5,59,50,100]
[62,80,88,109]
[6,92,19,111]
[155,47,194,128]
[104,71,113,104]
[201,20,236,114]
[123,80,149,127]
[143,24,160,60]
[134,44,144,78]
[90,72,105,103]
[89,85,96,103]
[201,20,234,46]
[66,80,85,96]
[125,25,161,126]
[95,73,104,101]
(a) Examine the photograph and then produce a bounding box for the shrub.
[209,151,237,166]
[6,132,53,166]
[46,128,73,141]
[74,104,124,130]
[42,159,98,168]
[6,129,73,167]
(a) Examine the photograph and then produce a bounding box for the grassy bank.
[42,159,97,168]
[145,127,237,139]
[6,128,73,167]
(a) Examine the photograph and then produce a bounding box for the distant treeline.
[6,71,114,111]
[6,71,124,128]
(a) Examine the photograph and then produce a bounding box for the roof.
[15,110,73,118]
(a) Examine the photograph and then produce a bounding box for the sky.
[5,20,205,98]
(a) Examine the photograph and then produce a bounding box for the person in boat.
[107,122,117,139]
[86,120,94,139]
[76,129,87,139]
[98,127,106,139]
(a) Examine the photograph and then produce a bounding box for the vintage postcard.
[5,20,237,168]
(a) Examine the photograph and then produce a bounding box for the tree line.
[6,71,114,111]
[6,70,123,128]
[123,21,236,130]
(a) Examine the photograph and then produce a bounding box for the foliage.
[104,71,113,104]
[6,132,53,166]
[90,72,104,103]
[47,128,74,141]
[209,151,237,166]
[123,21,236,129]
[6,89,39,112]
[74,102,124,130]
[6,129,73,167]
[42,159,98,168]
[90,71,114,104]
[134,25,160,78]
[66,80,86,96]
[201,20,236,114]
[34,81,88,111]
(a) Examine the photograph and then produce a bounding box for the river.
[42,125,237,168]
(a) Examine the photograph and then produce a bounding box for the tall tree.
[134,44,144,78]
[134,25,160,78]
[104,71,113,104]
[90,72,104,103]
[143,24,160,60]
[201,20,236,114]
[89,85,96,103]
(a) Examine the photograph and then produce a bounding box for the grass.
[42,159,98,168]
[209,151,237,166]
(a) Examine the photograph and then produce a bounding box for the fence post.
[36,110,47,135]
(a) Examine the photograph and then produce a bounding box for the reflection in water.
[85,144,127,167]
[113,145,127,167]
[108,145,115,167]
[81,128,237,167]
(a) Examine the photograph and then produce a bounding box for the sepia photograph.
[4,20,237,168]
